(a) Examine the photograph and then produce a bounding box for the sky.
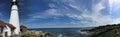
[0,0,120,28]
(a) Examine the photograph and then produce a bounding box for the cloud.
[80,0,112,25]
[64,0,113,26]
[26,0,117,27]
[66,14,83,20]
[109,0,120,8]
[69,4,81,11]
[30,0,83,19]
[108,0,120,24]
[91,1,110,25]
[25,8,63,23]
[49,3,56,8]
[67,0,119,26]
[32,9,62,19]
[112,18,120,24]
[46,9,62,16]
[109,0,120,14]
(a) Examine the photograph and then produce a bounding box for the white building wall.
[3,26,11,37]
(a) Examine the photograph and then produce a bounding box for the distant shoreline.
[28,27,94,29]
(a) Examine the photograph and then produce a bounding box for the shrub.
[21,34,37,37]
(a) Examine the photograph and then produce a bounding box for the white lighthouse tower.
[9,0,20,34]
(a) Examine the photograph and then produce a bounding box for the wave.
[58,34,63,37]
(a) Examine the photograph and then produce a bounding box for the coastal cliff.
[82,24,120,37]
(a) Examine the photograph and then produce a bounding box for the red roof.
[20,25,27,28]
[6,23,15,29]
[0,20,6,27]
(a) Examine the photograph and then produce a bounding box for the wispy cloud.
[49,3,56,8]
[108,0,120,24]
[91,0,112,25]
[23,0,120,28]
[63,0,112,26]
[32,8,62,19]
[63,0,113,26]
[66,14,83,20]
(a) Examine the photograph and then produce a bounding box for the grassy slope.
[97,28,120,37]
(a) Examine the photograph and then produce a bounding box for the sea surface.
[28,28,92,37]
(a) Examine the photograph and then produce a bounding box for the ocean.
[28,28,92,37]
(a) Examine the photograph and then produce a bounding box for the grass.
[97,28,120,37]
[21,34,37,37]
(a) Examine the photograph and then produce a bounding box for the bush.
[21,34,37,37]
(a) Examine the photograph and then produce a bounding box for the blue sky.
[0,0,120,28]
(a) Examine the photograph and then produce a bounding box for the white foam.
[58,34,63,37]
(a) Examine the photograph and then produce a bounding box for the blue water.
[28,28,91,37]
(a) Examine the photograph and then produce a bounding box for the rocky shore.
[11,30,59,37]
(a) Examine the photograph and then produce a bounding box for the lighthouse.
[9,0,20,34]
